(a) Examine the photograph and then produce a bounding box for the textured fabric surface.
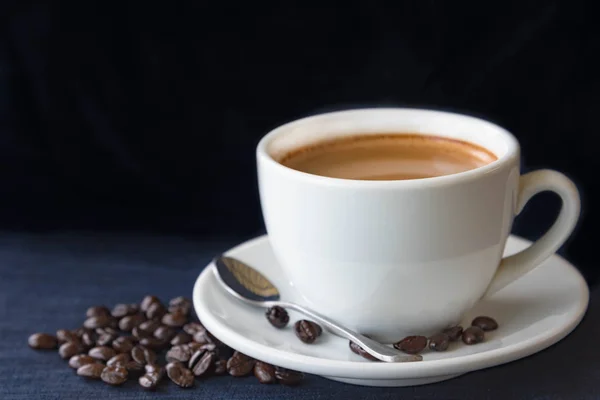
[1,232,597,400]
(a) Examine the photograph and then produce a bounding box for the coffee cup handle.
[484,169,581,297]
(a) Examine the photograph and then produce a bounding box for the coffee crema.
[278,134,497,181]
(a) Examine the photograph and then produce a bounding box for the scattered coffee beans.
[349,341,379,361]
[443,326,464,341]
[294,320,323,344]
[101,365,129,386]
[428,333,450,352]
[462,326,485,344]
[69,354,96,369]
[227,351,256,377]
[275,367,304,385]
[394,336,428,354]
[471,316,498,332]
[29,294,317,391]
[28,333,58,350]
[77,363,105,379]
[265,306,289,328]
[254,361,276,384]
[166,362,194,388]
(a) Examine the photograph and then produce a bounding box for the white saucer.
[193,235,589,387]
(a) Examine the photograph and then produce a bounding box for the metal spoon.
[212,255,421,363]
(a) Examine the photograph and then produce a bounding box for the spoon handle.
[274,301,421,363]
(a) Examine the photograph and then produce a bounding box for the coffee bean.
[89,346,117,361]
[118,314,146,332]
[294,320,322,344]
[166,345,193,363]
[96,327,119,336]
[132,326,151,341]
[254,361,276,384]
[183,322,206,336]
[168,296,192,315]
[140,295,160,312]
[166,362,194,388]
[81,330,97,348]
[101,365,128,385]
[349,341,378,361]
[394,336,428,354]
[462,326,485,345]
[193,331,210,345]
[139,371,163,390]
[69,354,96,369]
[227,351,256,377]
[59,341,84,360]
[214,359,227,375]
[107,353,131,367]
[77,363,105,379]
[146,302,167,320]
[123,361,145,377]
[131,345,157,365]
[266,306,289,329]
[170,332,192,346]
[145,363,163,374]
[96,333,115,347]
[471,316,498,332]
[443,326,464,341]
[56,329,79,345]
[111,303,139,318]
[162,311,187,327]
[86,306,111,318]
[186,341,204,353]
[154,325,176,341]
[189,349,217,377]
[274,367,304,385]
[83,315,113,330]
[112,336,136,353]
[28,333,58,350]
[138,319,161,334]
[139,336,167,350]
[428,333,450,351]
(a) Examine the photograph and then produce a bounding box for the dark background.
[0,1,597,283]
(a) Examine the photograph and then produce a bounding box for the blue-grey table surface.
[1,232,598,400]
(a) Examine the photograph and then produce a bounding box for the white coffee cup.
[257,108,580,343]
